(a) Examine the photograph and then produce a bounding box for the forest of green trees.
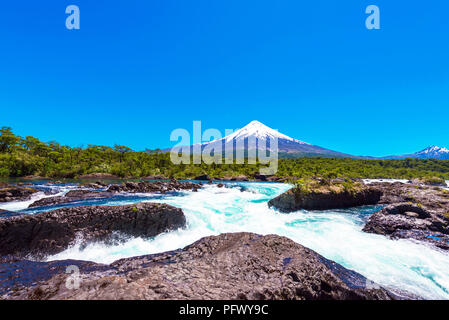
[1,126,448,180]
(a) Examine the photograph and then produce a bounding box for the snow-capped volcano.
[382,145,449,160]
[194,121,353,158]
[158,122,448,160]
[222,120,309,145]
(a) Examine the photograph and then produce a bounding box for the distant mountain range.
[380,146,449,160]
[161,121,449,160]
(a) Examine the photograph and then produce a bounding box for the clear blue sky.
[0,1,448,156]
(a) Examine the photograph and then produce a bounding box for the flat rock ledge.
[0,203,186,259]
[0,233,394,300]
[268,180,381,212]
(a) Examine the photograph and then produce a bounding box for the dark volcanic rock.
[107,180,201,193]
[269,181,382,212]
[251,173,270,181]
[0,203,186,259]
[29,190,115,208]
[371,182,449,214]
[1,233,394,300]
[364,203,435,235]
[361,182,449,250]
[0,259,110,297]
[194,174,210,181]
[363,203,449,249]
[0,187,39,203]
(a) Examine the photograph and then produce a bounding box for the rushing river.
[2,181,449,299]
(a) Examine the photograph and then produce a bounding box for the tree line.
[1,127,448,179]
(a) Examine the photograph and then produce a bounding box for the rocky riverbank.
[362,182,449,250]
[0,203,186,259]
[0,232,394,300]
[0,178,447,299]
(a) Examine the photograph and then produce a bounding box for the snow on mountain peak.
[418,146,449,155]
[224,121,310,145]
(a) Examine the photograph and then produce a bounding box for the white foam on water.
[45,182,449,299]
[0,192,47,212]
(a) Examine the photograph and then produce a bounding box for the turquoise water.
[3,181,449,299]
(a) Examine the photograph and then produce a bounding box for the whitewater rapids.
[3,181,449,299]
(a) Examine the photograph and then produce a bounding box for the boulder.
[269,180,382,212]
[252,173,268,181]
[363,203,449,249]
[1,233,394,300]
[363,203,434,235]
[194,174,210,181]
[0,203,186,259]
[360,182,449,250]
